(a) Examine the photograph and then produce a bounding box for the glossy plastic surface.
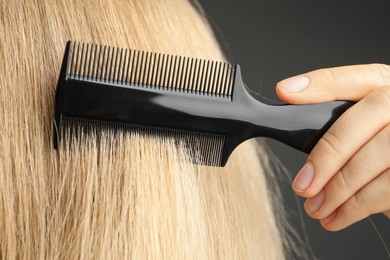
[54,42,354,166]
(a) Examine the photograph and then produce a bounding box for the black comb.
[54,41,353,167]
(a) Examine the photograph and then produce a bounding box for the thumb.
[276,64,390,104]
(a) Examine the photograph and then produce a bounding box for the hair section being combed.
[0,0,284,259]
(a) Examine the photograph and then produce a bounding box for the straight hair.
[0,0,284,258]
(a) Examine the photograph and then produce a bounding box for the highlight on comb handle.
[65,41,236,98]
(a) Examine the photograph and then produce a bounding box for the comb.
[54,41,353,166]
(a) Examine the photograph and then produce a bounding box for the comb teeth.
[66,41,236,98]
[61,116,226,167]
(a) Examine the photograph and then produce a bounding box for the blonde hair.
[0,0,284,259]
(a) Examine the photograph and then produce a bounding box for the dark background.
[197,0,390,259]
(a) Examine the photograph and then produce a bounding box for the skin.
[276,64,390,231]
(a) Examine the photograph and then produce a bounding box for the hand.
[276,64,390,231]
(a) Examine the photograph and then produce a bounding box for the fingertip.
[275,84,291,102]
[292,189,310,198]
[276,82,315,105]
[278,75,310,93]
[302,185,323,198]
[292,161,318,197]
[304,190,326,217]
[320,211,340,231]
[293,186,322,199]
[275,83,302,104]
[321,222,340,232]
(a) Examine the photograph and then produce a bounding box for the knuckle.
[384,124,390,134]
[321,167,350,213]
[368,87,390,109]
[372,63,390,83]
[317,68,338,87]
[345,194,361,213]
[317,131,342,159]
[382,170,390,193]
[332,166,350,191]
[382,124,390,149]
[345,191,373,216]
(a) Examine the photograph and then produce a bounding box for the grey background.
[197,0,390,259]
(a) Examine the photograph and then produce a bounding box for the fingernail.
[293,161,315,192]
[321,211,337,225]
[305,190,325,213]
[278,76,310,93]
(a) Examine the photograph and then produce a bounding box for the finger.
[319,169,390,231]
[303,124,390,219]
[276,64,390,104]
[292,87,390,197]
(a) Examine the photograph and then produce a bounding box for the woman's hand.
[276,64,390,231]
